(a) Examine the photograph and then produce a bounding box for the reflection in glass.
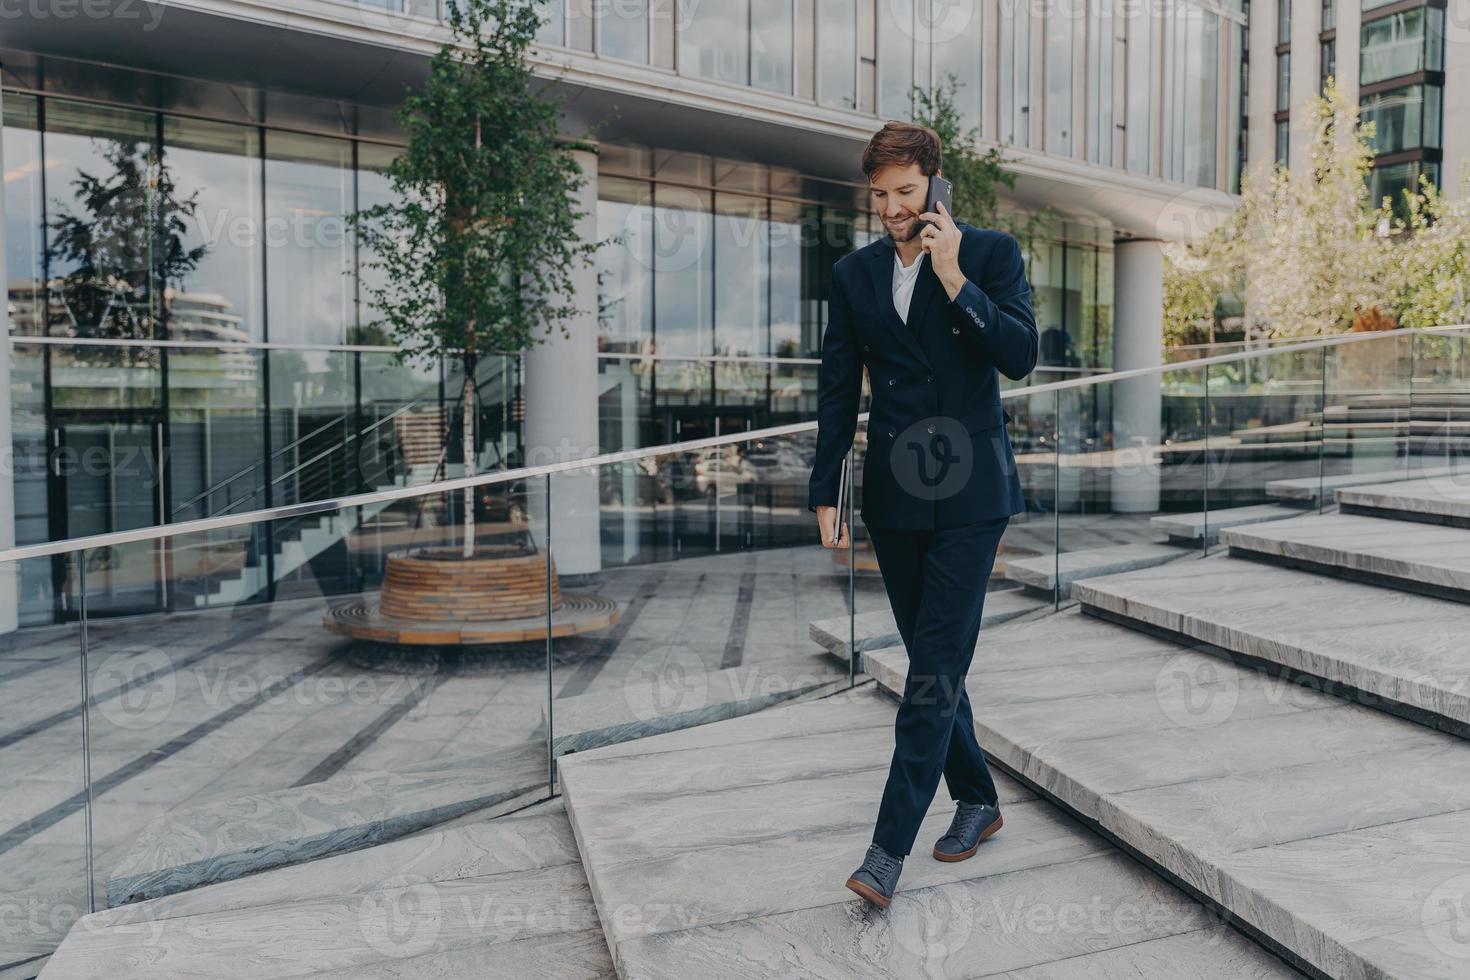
[652,186,713,357]
[817,0,857,110]
[751,0,794,94]
[714,193,768,358]
[681,0,745,83]
[265,131,353,346]
[597,177,655,355]
[601,0,649,62]
[163,116,263,344]
[4,94,44,336]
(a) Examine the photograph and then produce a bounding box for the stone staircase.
[37,472,1470,978]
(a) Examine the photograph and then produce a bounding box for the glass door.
[53,411,167,617]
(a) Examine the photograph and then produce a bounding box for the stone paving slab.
[1148,504,1305,543]
[1336,472,1470,522]
[550,661,846,758]
[1264,463,1470,502]
[107,739,550,907]
[41,802,614,979]
[557,686,1302,979]
[1072,553,1470,730]
[1221,508,1470,598]
[1003,542,1191,596]
[809,589,1044,669]
[860,605,1470,980]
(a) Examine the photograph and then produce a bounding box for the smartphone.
[919,174,953,231]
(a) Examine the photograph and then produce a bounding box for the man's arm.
[942,234,1039,381]
[807,273,863,513]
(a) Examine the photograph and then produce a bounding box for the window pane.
[42,100,158,339]
[162,116,263,344]
[598,177,655,354]
[653,184,713,357]
[1124,0,1149,170]
[932,0,983,132]
[713,192,767,357]
[1000,0,1032,147]
[752,0,794,93]
[1045,2,1073,153]
[264,132,353,346]
[682,0,747,83]
[878,0,914,119]
[3,94,43,337]
[355,141,404,339]
[603,0,649,62]
[817,0,857,109]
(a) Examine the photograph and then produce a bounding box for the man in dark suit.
[807,122,1038,909]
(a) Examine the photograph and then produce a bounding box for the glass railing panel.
[1324,331,1415,489]
[61,482,553,920]
[546,425,852,763]
[0,554,89,973]
[1410,330,1470,479]
[1203,343,1328,520]
[1005,387,1061,605]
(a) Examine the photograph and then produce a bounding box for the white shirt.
[892,249,926,323]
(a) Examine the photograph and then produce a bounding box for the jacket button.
[925,374,933,382]
[926,423,936,434]
[863,344,870,351]
[887,429,895,437]
[951,326,960,334]
[887,378,895,386]
[977,318,986,328]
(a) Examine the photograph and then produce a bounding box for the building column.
[524,143,601,582]
[1111,238,1164,513]
[0,80,17,633]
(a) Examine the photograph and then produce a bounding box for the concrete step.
[43,801,615,979]
[550,661,848,758]
[1071,553,1470,735]
[1264,463,1470,503]
[556,685,1302,979]
[1221,509,1470,602]
[107,739,549,907]
[809,588,1044,671]
[1336,472,1470,526]
[1003,541,1193,597]
[1149,503,1306,544]
[860,607,1470,980]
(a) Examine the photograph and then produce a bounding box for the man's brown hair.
[861,121,943,182]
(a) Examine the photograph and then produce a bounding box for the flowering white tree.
[1376,165,1470,330]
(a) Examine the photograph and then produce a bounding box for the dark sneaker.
[845,842,904,909]
[932,800,1003,862]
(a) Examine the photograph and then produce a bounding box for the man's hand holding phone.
[816,505,849,549]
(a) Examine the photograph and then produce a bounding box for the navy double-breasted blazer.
[807,221,1039,530]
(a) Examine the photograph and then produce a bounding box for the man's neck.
[894,238,924,268]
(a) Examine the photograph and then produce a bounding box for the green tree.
[350,0,601,556]
[911,73,1056,259]
[46,138,206,339]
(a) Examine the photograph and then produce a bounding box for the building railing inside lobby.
[0,323,1467,966]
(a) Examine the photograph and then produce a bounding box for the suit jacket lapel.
[864,237,934,369]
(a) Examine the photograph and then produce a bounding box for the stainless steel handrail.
[5,322,1466,564]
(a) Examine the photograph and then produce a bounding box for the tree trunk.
[461,351,476,559]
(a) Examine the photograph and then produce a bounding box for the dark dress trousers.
[807,221,1039,857]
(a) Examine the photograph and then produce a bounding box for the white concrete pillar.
[0,80,18,634]
[1111,238,1164,513]
[524,143,601,581]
